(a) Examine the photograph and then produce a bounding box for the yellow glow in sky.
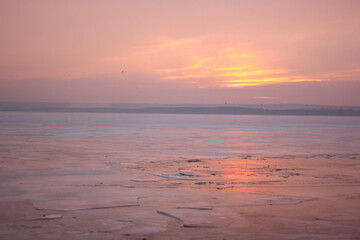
[157,48,326,88]
[0,0,359,105]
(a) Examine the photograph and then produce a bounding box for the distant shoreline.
[1,102,360,116]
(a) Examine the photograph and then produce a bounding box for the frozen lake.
[1,112,360,158]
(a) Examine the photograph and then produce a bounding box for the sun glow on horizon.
[156,47,326,88]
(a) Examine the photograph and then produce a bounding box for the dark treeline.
[0,102,360,116]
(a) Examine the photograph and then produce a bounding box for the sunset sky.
[0,0,360,105]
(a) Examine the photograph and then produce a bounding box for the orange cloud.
[216,69,287,78]
[120,35,330,89]
[157,47,326,88]
[223,76,325,88]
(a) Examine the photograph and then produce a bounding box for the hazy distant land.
[0,102,360,116]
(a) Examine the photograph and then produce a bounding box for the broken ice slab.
[116,220,133,223]
[195,182,207,185]
[175,207,213,210]
[179,172,200,177]
[183,224,215,228]
[187,159,202,162]
[33,199,140,212]
[157,208,234,228]
[156,210,184,223]
[22,214,63,220]
[130,179,162,182]
[147,172,200,180]
[278,172,300,178]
